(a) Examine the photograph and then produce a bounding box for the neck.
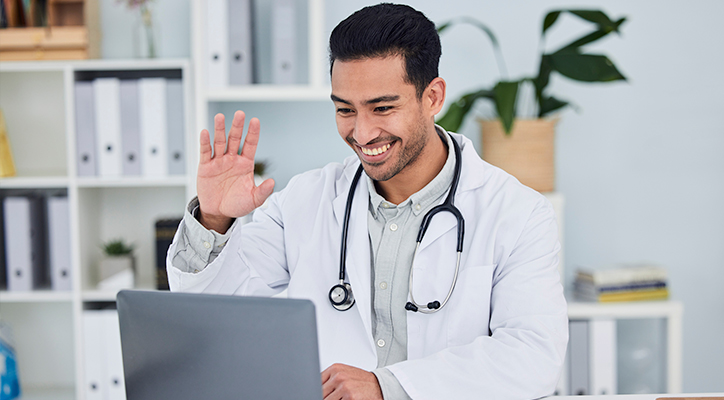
[374,127,448,204]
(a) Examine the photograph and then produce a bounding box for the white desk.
[554,394,722,400]
[567,300,684,393]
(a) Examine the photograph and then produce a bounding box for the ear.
[424,77,446,117]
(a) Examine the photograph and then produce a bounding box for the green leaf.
[556,29,611,53]
[534,55,554,101]
[437,21,452,33]
[538,95,569,118]
[548,53,627,82]
[542,11,561,34]
[493,81,519,134]
[436,89,495,133]
[568,10,616,29]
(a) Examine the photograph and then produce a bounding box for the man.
[168,4,567,399]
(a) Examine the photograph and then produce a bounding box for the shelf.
[0,58,190,72]
[0,176,69,188]
[567,300,683,319]
[16,386,75,400]
[0,291,73,303]
[206,85,332,102]
[76,176,188,188]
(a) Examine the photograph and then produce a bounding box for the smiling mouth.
[360,143,391,156]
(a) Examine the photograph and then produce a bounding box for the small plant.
[436,9,627,134]
[254,161,268,177]
[101,239,135,256]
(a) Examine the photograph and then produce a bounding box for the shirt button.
[389,223,398,231]
[377,339,386,348]
[203,241,211,249]
[379,281,388,290]
[415,204,421,211]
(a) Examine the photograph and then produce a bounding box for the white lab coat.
[168,133,568,400]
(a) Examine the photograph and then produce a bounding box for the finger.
[213,113,227,157]
[239,117,261,162]
[252,178,275,208]
[227,110,245,155]
[199,129,212,164]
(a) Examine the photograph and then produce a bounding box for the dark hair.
[329,3,441,98]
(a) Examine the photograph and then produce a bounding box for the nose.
[353,112,378,145]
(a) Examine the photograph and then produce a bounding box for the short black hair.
[329,3,441,98]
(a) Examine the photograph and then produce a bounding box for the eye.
[337,108,353,115]
[374,106,393,113]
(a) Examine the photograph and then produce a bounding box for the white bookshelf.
[0,58,194,399]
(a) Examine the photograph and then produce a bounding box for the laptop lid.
[116,290,323,400]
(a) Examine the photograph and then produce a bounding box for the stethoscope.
[329,132,464,314]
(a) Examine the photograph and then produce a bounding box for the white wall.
[98,0,724,392]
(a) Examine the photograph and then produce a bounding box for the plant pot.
[479,118,557,193]
[97,255,136,290]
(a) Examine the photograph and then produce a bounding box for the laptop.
[116,290,323,400]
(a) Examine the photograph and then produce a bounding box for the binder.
[155,218,182,290]
[103,310,127,400]
[3,196,48,291]
[228,0,253,85]
[74,80,97,177]
[206,0,229,88]
[568,319,590,395]
[138,78,168,177]
[271,0,297,84]
[47,196,72,291]
[120,79,142,176]
[590,318,617,395]
[0,199,6,290]
[83,310,108,400]
[94,78,123,177]
[165,79,186,175]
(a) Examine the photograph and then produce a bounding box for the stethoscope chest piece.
[329,281,355,311]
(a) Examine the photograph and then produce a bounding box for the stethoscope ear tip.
[405,302,419,312]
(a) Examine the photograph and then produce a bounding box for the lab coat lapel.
[417,132,486,252]
[332,164,375,354]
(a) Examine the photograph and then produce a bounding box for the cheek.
[335,116,354,141]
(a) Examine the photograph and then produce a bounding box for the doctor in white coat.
[168,4,567,400]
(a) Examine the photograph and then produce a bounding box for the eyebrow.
[330,94,400,106]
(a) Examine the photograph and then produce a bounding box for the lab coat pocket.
[446,264,495,347]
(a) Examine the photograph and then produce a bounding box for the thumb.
[252,178,275,208]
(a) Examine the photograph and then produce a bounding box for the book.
[576,264,667,287]
[155,217,181,290]
[0,109,17,178]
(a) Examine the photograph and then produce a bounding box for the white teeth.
[362,143,391,156]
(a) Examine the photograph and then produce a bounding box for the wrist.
[197,209,234,234]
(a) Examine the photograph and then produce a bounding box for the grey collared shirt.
[171,131,456,399]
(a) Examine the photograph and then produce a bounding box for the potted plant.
[98,238,136,290]
[436,10,627,192]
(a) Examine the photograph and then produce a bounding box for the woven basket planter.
[479,118,557,193]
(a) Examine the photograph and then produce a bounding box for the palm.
[197,111,274,220]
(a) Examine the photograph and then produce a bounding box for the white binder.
[3,196,47,291]
[103,310,127,400]
[590,318,617,395]
[569,319,590,395]
[228,0,253,85]
[271,0,297,84]
[120,79,143,176]
[139,78,169,177]
[94,78,123,177]
[165,79,186,175]
[83,310,108,400]
[206,0,230,88]
[47,196,72,291]
[74,81,98,177]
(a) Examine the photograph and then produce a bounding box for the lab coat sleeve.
[166,189,292,297]
[387,197,568,400]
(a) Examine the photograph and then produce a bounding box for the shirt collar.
[367,127,456,218]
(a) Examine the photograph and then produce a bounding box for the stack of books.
[574,264,669,302]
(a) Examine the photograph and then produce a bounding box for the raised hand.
[196,111,275,233]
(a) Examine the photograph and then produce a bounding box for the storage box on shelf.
[0,0,101,61]
[0,58,193,398]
